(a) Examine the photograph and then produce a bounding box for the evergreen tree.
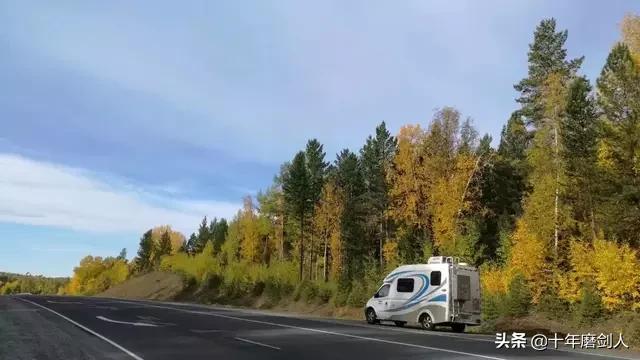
[561,76,599,238]
[283,151,310,280]
[212,218,228,253]
[156,231,172,261]
[135,230,153,272]
[117,248,127,261]
[596,43,640,245]
[335,149,366,281]
[359,122,397,268]
[514,18,583,126]
[194,216,210,253]
[185,233,197,256]
[305,139,328,279]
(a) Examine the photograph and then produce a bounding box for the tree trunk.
[379,217,384,269]
[323,235,328,282]
[299,214,304,281]
[554,125,559,259]
[309,231,314,281]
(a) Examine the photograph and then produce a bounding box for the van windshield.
[376,284,390,298]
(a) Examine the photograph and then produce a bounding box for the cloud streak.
[0,154,240,235]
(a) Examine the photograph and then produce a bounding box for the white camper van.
[364,256,481,332]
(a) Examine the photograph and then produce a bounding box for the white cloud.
[0,154,240,235]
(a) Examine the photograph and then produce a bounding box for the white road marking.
[234,337,280,350]
[16,297,144,360]
[118,299,640,360]
[96,316,158,327]
[47,300,82,304]
[114,300,506,360]
[190,329,223,333]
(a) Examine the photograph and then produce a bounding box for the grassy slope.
[99,271,184,301]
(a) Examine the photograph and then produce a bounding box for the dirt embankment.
[99,271,184,301]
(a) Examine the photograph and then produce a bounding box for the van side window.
[376,284,390,298]
[397,278,414,292]
[430,271,441,286]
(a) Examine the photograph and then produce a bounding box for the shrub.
[574,282,603,325]
[537,291,569,320]
[346,281,369,307]
[505,272,531,317]
[317,281,336,303]
[481,293,504,331]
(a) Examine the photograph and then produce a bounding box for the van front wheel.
[419,313,435,331]
[366,308,378,324]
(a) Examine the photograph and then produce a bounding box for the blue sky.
[1,1,638,276]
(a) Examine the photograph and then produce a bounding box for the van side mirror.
[374,292,379,298]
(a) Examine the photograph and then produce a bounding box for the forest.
[60,14,640,340]
[0,272,68,295]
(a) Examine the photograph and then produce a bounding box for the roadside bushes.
[64,256,129,295]
[159,242,221,284]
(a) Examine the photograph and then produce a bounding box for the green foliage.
[0,273,68,295]
[135,230,154,272]
[574,282,603,325]
[480,293,504,332]
[514,18,583,125]
[505,273,532,317]
[596,43,640,245]
[160,242,220,283]
[156,231,172,261]
[537,291,569,320]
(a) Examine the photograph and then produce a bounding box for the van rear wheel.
[419,313,435,330]
[366,308,378,324]
[451,323,466,333]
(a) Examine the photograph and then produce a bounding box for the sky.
[1,1,638,276]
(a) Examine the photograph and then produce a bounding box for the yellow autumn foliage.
[558,238,640,311]
[387,125,428,228]
[507,219,547,301]
[382,240,400,272]
[429,153,477,255]
[480,264,510,296]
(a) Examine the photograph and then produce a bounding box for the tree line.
[67,15,640,326]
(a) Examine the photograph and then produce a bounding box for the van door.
[372,284,391,319]
[388,276,419,312]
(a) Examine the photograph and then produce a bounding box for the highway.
[2,295,638,360]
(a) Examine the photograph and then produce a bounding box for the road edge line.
[114,299,506,360]
[16,297,144,360]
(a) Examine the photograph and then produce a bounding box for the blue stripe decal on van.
[428,294,447,302]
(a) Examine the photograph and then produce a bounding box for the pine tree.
[156,231,172,261]
[194,216,210,253]
[561,76,599,238]
[360,122,397,268]
[514,18,583,126]
[135,230,153,272]
[185,233,197,256]
[335,149,366,282]
[117,248,127,260]
[596,43,640,245]
[305,139,328,279]
[283,151,310,280]
[212,218,228,253]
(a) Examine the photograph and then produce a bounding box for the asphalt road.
[2,295,638,360]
